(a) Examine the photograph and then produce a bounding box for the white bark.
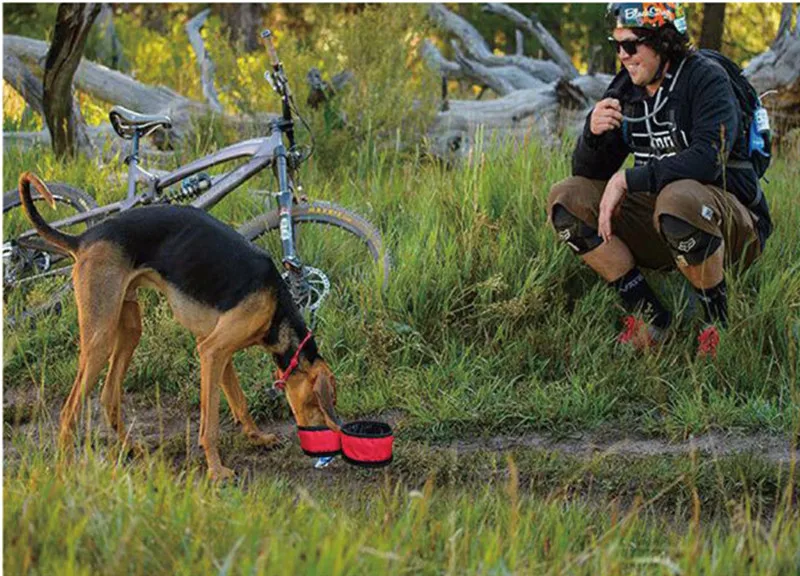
[481,3,580,79]
[4,34,190,115]
[186,9,223,114]
[424,3,610,160]
[743,10,800,138]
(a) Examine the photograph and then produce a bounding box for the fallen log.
[423,3,612,160]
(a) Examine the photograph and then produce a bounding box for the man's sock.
[611,268,672,329]
[694,278,727,327]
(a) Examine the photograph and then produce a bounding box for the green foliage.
[2,7,799,569]
[453,3,785,74]
[4,134,799,440]
[312,6,439,159]
[4,445,799,575]
[687,2,785,65]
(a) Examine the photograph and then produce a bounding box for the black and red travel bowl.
[297,426,341,457]
[340,421,394,468]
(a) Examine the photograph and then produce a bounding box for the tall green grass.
[5,133,799,440]
[4,443,799,575]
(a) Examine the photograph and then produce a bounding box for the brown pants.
[546,177,761,271]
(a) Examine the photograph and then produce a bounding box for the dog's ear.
[313,370,341,432]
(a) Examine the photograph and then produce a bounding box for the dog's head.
[283,359,341,432]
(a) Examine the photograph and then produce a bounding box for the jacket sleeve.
[571,112,630,181]
[625,62,738,194]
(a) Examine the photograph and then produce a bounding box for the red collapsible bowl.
[297,426,341,457]
[341,421,393,468]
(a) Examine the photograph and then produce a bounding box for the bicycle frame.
[18,133,276,238]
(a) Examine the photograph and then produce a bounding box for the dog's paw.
[209,465,235,482]
[247,430,279,447]
[125,440,149,459]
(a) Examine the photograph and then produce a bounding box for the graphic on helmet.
[608,2,687,34]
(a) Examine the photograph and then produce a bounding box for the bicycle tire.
[3,182,99,327]
[237,201,391,290]
[2,182,98,215]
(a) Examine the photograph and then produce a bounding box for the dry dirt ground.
[5,386,798,476]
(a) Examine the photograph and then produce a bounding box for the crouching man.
[547,2,772,357]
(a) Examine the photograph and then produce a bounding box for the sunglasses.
[608,36,646,56]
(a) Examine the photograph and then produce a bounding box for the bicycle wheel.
[237,201,390,309]
[3,183,99,327]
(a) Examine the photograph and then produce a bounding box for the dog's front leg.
[197,346,234,481]
[221,361,278,447]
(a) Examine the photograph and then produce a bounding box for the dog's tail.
[18,172,81,258]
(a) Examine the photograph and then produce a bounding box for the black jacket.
[572,51,772,246]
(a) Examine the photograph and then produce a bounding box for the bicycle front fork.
[274,144,302,271]
[272,145,330,325]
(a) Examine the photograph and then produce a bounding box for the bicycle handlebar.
[261,29,280,68]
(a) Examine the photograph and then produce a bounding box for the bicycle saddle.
[109,106,172,139]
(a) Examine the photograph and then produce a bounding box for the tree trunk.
[43,3,101,159]
[698,3,726,51]
[218,4,266,52]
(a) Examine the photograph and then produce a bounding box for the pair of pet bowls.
[297,420,393,468]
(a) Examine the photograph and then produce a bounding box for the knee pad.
[659,214,722,266]
[551,204,603,255]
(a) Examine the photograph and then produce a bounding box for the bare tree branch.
[421,39,465,79]
[773,3,795,50]
[5,34,189,113]
[426,4,564,89]
[3,53,44,116]
[95,3,128,70]
[451,40,515,96]
[428,3,494,60]
[186,8,223,114]
[481,3,579,79]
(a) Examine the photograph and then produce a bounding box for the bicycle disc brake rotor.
[282,266,330,314]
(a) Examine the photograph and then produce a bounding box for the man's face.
[613,28,661,87]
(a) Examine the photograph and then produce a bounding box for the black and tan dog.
[19,172,341,480]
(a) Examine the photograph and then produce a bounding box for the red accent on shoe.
[617,315,661,351]
[697,325,720,359]
[618,315,641,344]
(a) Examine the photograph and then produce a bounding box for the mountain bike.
[3,29,390,328]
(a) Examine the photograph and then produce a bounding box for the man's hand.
[590,98,623,136]
[598,171,628,242]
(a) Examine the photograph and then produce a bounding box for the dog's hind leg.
[220,360,278,447]
[59,250,128,451]
[100,297,143,449]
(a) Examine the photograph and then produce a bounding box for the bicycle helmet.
[607,2,688,35]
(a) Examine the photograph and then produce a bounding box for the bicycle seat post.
[125,130,142,200]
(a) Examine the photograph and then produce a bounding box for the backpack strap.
[724,159,764,208]
[726,159,753,170]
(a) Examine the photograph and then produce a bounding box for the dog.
[18,172,341,480]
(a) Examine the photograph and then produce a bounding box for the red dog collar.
[273,331,313,391]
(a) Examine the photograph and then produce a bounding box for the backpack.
[699,49,772,179]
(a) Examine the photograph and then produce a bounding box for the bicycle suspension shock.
[163,173,212,203]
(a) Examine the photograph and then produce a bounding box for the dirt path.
[4,387,798,468]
